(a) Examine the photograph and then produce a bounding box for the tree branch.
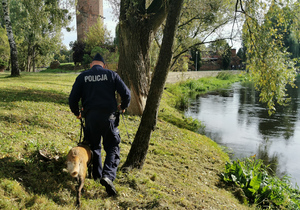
[178,15,204,29]
[171,36,234,68]
[147,0,169,32]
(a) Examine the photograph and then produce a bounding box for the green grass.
[0,71,253,209]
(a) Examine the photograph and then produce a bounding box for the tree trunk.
[27,44,32,72]
[118,22,152,115]
[122,0,184,170]
[118,0,169,116]
[32,45,36,72]
[2,0,20,76]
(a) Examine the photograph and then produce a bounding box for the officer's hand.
[118,104,125,114]
[77,107,83,119]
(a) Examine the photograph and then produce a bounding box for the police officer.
[69,53,131,196]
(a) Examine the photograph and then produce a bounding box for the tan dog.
[66,145,92,207]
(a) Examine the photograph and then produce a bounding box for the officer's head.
[91,53,105,68]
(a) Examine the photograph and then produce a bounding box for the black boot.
[100,177,117,196]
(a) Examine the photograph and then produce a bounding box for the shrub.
[72,41,86,65]
[222,157,300,209]
[175,93,189,110]
[49,60,60,69]
[82,54,92,70]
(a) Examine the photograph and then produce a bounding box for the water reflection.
[238,82,299,141]
[257,137,283,177]
[185,77,300,186]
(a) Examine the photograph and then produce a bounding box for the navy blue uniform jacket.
[69,65,131,116]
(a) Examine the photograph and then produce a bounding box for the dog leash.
[79,118,85,143]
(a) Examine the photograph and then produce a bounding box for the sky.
[61,0,117,49]
[62,1,242,50]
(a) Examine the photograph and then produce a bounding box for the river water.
[185,77,300,186]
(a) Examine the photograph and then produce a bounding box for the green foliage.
[0,27,9,67]
[216,71,233,80]
[149,0,235,72]
[82,54,92,68]
[70,41,119,70]
[7,0,74,72]
[149,38,160,71]
[0,3,4,28]
[267,3,300,61]
[90,46,119,70]
[237,44,247,62]
[171,53,190,72]
[171,0,235,69]
[84,18,111,52]
[242,0,299,115]
[222,157,300,209]
[175,91,190,110]
[54,46,73,63]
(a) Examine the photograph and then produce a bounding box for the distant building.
[76,0,104,42]
[199,49,241,70]
[230,49,242,70]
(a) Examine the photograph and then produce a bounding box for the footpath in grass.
[0,71,252,209]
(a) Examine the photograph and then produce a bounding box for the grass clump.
[158,90,206,133]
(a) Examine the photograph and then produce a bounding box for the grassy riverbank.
[165,72,300,209]
[165,71,246,116]
[0,71,251,209]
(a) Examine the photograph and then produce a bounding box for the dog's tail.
[66,156,80,177]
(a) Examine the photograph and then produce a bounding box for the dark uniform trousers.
[85,109,121,181]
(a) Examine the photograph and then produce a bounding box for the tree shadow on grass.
[0,87,68,105]
[0,151,106,208]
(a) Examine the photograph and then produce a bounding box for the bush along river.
[185,76,300,187]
